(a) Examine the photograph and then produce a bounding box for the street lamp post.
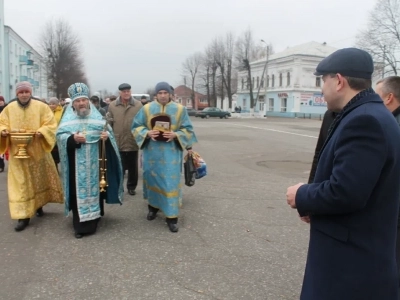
[254,39,269,118]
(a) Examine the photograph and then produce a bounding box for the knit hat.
[49,97,59,104]
[67,83,90,102]
[16,81,32,95]
[155,82,171,94]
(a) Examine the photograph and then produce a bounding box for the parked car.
[195,107,231,119]
[186,108,197,116]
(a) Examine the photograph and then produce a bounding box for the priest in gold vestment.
[0,81,63,232]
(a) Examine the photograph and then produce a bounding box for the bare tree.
[39,18,88,98]
[235,28,263,109]
[182,52,203,106]
[215,32,237,109]
[197,60,211,106]
[356,0,400,77]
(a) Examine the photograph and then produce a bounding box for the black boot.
[36,207,44,217]
[166,218,179,233]
[147,205,159,221]
[75,233,83,239]
[14,218,30,232]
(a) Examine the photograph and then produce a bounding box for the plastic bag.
[185,151,207,180]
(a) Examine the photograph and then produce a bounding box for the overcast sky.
[4,0,376,95]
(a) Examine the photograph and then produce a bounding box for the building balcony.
[28,78,35,85]
[34,81,39,87]
[19,75,28,81]
[27,59,34,66]
[19,55,28,64]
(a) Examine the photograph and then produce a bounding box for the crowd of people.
[0,80,196,238]
[3,46,400,298]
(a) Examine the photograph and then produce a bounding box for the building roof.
[174,85,206,98]
[4,25,42,58]
[252,41,337,65]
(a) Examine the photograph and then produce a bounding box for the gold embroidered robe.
[0,100,63,219]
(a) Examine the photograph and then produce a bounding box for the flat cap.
[314,48,374,79]
[118,83,131,91]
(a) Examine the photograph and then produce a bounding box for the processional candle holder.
[10,129,35,159]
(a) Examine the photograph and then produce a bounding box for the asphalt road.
[0,116,322,300]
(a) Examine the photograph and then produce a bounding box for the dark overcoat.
[296,92,400,300]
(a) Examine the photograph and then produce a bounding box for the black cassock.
[66,135,105,235]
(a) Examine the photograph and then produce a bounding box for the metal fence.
[294,112,324,120]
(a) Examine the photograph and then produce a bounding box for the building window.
[259,96,265,111]
[178,98,182,103]
[241,78,244,90]
[243,98,247,109]
[279,73,283,87]
[246,78,250,90]
[260,77,264,88]
[268,98,274,111]
[252,77,254,88]
[316,77,321,87]
[256,77,259,88]
[281,98,287,112]
[287,72,290,86]
[267,75,270,87]
[272,74,275,87]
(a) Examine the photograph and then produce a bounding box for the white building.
[236,41,337,117]
[0,0,47,101]
[0,0,6,96]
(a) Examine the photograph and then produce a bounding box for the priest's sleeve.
[0,106,10,154]
[132,107,149,149]
[37,104,58,152]
[175,107,198,150]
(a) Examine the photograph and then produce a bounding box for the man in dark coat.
[286,48,400,300]
[376,76,400,299]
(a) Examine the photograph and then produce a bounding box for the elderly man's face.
[73,98,90,117]
[17,90,31,103]
[157,90,170,105]
[119,89,131,101]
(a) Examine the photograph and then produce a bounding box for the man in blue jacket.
[286,48,400,300]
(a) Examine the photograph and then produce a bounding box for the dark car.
[195,107,231,119]
[186,108,197,116]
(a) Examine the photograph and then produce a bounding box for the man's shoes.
[36,207,44,217]
[147,211,157,221]
[75,233,83,239]
[147,205,159,220]
[14,219,30,232]
[167,222,179,233]
[166,218,179,233]
[128,189,136,195]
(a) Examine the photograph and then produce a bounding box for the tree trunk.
[206,66,211,107]
[247,62,254,109]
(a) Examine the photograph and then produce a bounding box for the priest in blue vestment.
[132,82,197,232]
[57,83,124,239]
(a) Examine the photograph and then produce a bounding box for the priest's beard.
[76,107,90,117]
